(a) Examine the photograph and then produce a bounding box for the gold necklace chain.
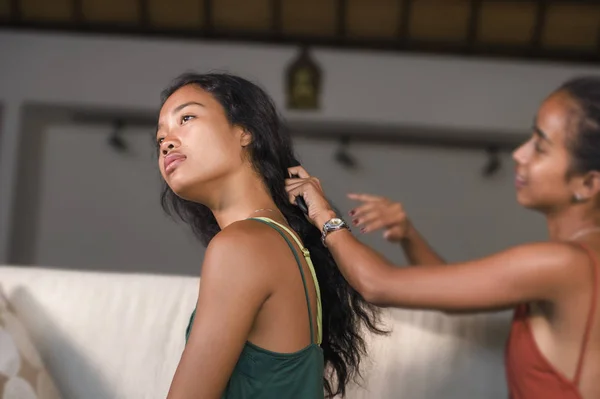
[253,208,276,214]
[569,226,600,241]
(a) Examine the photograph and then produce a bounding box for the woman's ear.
[581,170,600,200]
[239,126,252,147]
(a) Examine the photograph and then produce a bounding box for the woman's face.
[156,84,249,202]
[512,91,584,212]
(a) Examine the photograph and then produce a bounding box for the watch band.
[321,217,350,247]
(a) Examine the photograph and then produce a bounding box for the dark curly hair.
[158,72,385,397]
[558,76,600,175]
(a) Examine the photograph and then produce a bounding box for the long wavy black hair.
[158,72,385,397]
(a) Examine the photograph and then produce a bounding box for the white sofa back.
[0,265,510,399]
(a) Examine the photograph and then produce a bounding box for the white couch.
[0,265,511,399]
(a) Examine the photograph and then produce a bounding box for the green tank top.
[185,217,325,399]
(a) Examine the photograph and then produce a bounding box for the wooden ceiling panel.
[410,0,470,42]
[543,4,600,50]
[282,0,337,36]
[21,0,71,21]
[213,0,271,32]
[82,0,139,24]
[346,0,399,40]
[149,0,204,29]
[478,1,537,45]
[2,0,598,64]
[0,0,11,20]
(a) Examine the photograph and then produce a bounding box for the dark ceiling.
[1,0,599,65]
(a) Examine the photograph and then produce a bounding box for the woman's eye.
[181,115,194,124]
[534,141,544,153]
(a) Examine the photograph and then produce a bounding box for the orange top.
[505,243,598,399]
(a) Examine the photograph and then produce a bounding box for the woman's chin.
[515,191,534,209]
[515,192,548,212]
[167,178,195,201]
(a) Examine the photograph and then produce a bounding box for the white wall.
[1,30,598,261]
[24,122,543,275]
[7,119,531,399]
[0,29,593,399]
[33,124,203,274]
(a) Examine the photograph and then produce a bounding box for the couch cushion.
[0,265,199,399]
[0,265,511,399]
[0,286,62,399]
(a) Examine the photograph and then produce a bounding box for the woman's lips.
[164,153,186,174]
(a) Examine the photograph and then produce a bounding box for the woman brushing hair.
[285,76,600,399]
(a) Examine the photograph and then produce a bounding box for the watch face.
[329,218,342,227]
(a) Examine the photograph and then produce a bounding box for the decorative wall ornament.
[285,46,322,111]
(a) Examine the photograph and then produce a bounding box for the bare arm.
[401,224,446,265]
[167,223,271,399]
[347,193,445,266]
[286,167,586,312]
[325,230,581,311]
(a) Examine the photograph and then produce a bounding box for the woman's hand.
[285,166,337,228]
[348,193,413,243]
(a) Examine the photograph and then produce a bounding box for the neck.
[205,169,280,229]
[546,205,600,241]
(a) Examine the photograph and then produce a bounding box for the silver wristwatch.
[321,217,350,247]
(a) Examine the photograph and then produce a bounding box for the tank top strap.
[249,217,323,345]
[572,242,599,386]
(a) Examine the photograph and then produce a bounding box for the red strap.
[573,242,599,386]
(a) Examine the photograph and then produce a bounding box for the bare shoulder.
[201,219,285,281]
[505,241,593,286]
[511,241,590,263]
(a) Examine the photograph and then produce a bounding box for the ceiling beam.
[336,0,347,42]
[139,0,150,29]
[271,0,282,38]
[10,0,21,22]
[531,0,548,55]
[203,0,213,35]
[467,0,482,52]
[397,0,412,45]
